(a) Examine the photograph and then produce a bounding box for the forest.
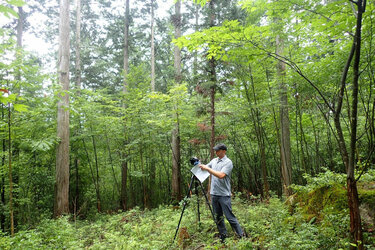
[0,0,375,249]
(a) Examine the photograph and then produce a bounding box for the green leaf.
[0,5,19,18]
[6,0,26,7]
[13,103,28,112]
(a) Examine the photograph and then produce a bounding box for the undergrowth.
[0,169,374,249]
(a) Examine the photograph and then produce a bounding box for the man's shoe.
[219,233,227,243]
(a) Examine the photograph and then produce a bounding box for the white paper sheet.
[190,165,210,183]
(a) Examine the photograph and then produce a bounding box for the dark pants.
[211,195,243,237]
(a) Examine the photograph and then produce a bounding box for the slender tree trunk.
[149,146,156,207]
[209,0,216,160]
[207,0,217,198]
[129,161,135,208]
[73,0,82,219]
[1,106,5,231]
[55,0,70,217]
[75,0,81,91]
[16,7,23,49]
[276,34,292,196]
[171,0,182,202]
[121,158,128,210]
[91,132,101,212]
[7,103,14,236]
[15,6,23,89]
[347,0,365,247]
[140,145,148,208]
[123,0,129,94]
[121,0,130,211]
[171,124,181,201]
[193,4,199,86]
[150,0,155,91]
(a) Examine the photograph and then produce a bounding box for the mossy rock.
[358,181,375,207]
[292,184,348,222]
[293,181,374,225]
[306,184,347,220]
[358,186,375,230]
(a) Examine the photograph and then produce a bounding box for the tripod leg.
[194,178,201,227]
[173,175,195,242]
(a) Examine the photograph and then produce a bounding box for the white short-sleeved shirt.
[207,155,232,196]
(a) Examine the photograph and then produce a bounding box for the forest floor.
[1,170,375,249]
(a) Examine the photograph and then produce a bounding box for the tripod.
[173,174,218,241]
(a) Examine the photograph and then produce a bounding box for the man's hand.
[199,164,209,171]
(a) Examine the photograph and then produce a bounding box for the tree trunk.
[1,106,5,231]
[15,6,23,88]
[150,0,155,91]
[276,34,292,196]
[55,0,70,217]
[7,103,14,236]
[347,0,365,247]
[121,0,130,211]
[171,0,182,202]
[73,0,82,219]
[209,0,216,160]
[16,7,23,49]
[193,4,199,86]
[123,0,129,94]
[171,124,181,201]
[91,132,101,212]
[140,145,148,208]
[75,0,81,91]
[207,0,217,198]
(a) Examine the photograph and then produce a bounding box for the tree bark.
[121,0,130,211]
[16,7,23,49]
[91,132,101,212]
[73,0,82,219]
[15,7,23,87]
[171,0,182,202]
[150,0,155,91]
[209,0,216,160]
[276,34,292,196]
[347,0,365,248]
[8,103,14,236]
[193,4,199,86]
[55,0,70,217]
[207,0,217,198]
[75,0,81,91]
[1,106,5,231]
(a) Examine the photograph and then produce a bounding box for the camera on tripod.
[173,157,218,242]
[190,157,201,166]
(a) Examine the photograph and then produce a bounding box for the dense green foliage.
[1,0,375,246]
[1,169,374,249]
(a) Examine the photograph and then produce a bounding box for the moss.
[358,180,375,209]
[292,180,375,226]
[293,184,348,222]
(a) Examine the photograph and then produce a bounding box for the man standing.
[199,143,244,241]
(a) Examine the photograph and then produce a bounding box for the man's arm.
[199,164,226,179]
